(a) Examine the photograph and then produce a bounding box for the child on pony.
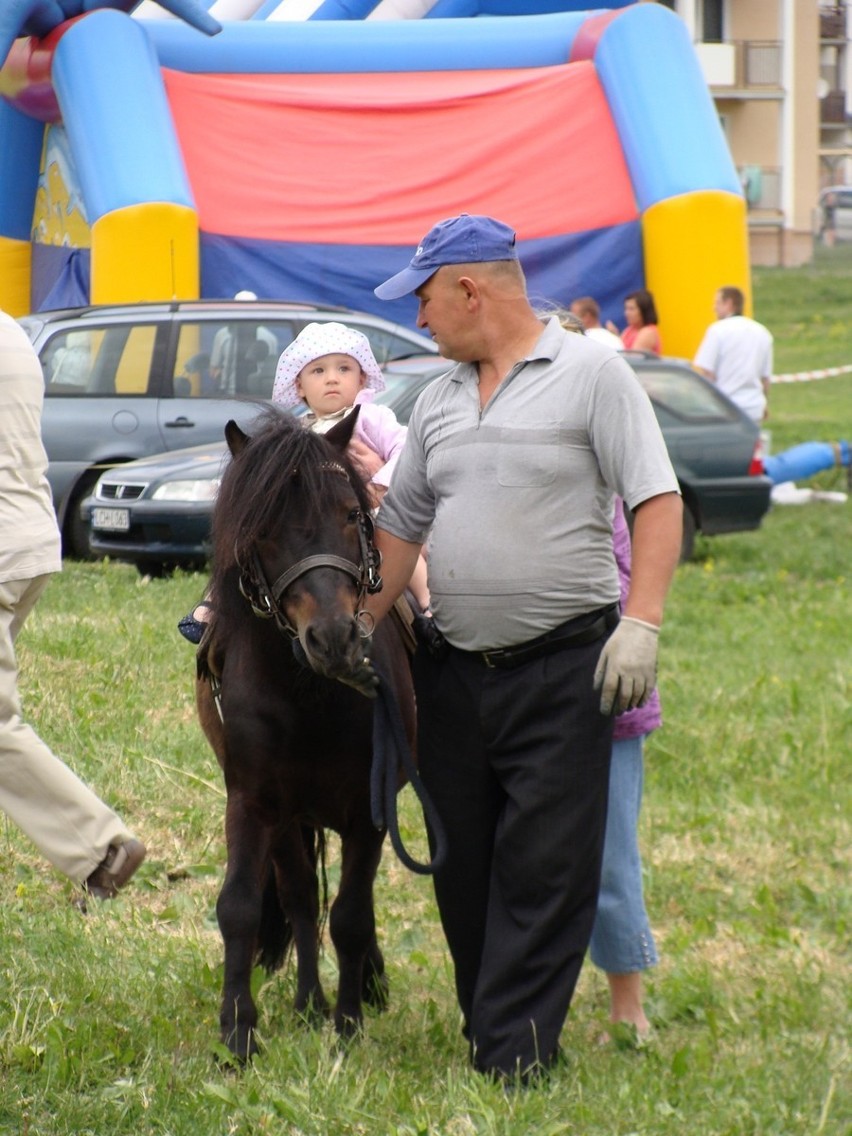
[179,321,429,643]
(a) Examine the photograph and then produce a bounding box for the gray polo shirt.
[377,318,679,651]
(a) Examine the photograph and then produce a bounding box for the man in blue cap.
[368,214,682,1082]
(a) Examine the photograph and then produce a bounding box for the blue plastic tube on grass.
[763,440,850,485]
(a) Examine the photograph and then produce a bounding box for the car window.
[354,325,425,365]
[42,324,157,396]
[173,320,296,399]
[634,365,735,421]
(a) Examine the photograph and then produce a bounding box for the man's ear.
[458,275,479,307]
[325,405,361,451]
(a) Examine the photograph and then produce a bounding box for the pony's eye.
[346,508,361,525]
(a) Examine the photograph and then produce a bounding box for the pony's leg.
[216,799,272,1061]
[362,931,388,1011]
[274,824,329,1024]
[329,823,386,1037]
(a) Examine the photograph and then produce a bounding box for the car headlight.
[151,479,220,502]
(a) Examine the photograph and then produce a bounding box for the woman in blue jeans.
[589,499,662,1039]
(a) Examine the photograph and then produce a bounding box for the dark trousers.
[413,621,614,1078]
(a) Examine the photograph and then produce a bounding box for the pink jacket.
[305,389,407,489]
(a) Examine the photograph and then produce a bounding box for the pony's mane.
[210,408,371,591]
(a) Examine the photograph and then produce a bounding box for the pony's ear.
[324,405,361,452]
[225,419,250,456]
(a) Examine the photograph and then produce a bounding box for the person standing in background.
[570,296,623,351]
[556,308,660,1042]
[693,286,773,424]
[0,310,146,905]
[606,289,662,355]
[589,499,661,1043]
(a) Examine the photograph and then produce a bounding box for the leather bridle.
[236,461,383,639]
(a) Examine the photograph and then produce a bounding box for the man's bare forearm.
[364,528,423,624]
[624,492,682,626]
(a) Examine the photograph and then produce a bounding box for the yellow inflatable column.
[0,238,33,316]
[91,203,199,303]
[642,190,751,361]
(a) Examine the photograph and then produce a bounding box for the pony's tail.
[256,867,292,974]
[254,825,328,973]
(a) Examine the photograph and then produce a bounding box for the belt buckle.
[481,649,499,668]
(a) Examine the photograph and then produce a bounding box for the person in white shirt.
[570,296,624,351]
[693,286,773,423]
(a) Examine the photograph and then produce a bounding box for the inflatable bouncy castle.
[0,1,750,359]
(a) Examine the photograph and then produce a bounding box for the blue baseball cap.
[374,214,518,301]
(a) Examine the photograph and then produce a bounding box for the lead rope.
[369,663,447,876]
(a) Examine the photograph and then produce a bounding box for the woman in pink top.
[607,289,662,355]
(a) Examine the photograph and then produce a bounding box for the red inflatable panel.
[164,61,637,243]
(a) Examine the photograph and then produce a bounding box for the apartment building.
[659,0,851,266]
[820,3,852,188]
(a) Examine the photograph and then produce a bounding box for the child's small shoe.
[178,600,214,644]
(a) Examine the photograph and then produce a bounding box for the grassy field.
[1,263,850,1134]
[754,241,852,375]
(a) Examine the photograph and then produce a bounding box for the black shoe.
[178,600,214,644]
[178,614,206,644]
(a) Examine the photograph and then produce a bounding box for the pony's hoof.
[334,1012,364,1041]
[363,969,389,1012]
[217,1028,259,1066]
[294,992,330,1029]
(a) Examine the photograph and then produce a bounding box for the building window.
[702,0,724,43]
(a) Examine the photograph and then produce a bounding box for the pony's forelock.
[210,409,371,596]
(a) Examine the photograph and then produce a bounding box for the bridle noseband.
[237,461,383,639]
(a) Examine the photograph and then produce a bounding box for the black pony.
[196,407,415,1061]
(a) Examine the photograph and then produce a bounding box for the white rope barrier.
[771,363,852,383]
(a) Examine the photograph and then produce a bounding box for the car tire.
[680,504,697,562]
[136,562,174,579]
[63,472,100,560]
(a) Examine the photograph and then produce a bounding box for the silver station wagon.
[20,299,437,557]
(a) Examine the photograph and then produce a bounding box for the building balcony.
[698,41,782,94]
[738,165,781,212]
[820,6,847,41]
[821,90,850,124]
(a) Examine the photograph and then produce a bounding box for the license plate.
[92,507,130,532]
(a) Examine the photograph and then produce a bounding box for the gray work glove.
[593,616,660,716]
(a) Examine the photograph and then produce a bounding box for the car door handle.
[164,417,195,428]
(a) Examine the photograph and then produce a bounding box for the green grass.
[754,243,852,374]
[1,270,850,1133]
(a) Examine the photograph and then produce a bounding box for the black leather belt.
[477,604,619,670]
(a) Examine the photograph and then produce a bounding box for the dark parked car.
[83,353,771,574]
[20,299,437,557]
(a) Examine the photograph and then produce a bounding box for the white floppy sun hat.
[272,322,386,410]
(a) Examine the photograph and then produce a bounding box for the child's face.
[296,353,366,416]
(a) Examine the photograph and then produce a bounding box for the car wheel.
[136,562,174,579]
[680,505,697,562]
[62,472,100,560]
